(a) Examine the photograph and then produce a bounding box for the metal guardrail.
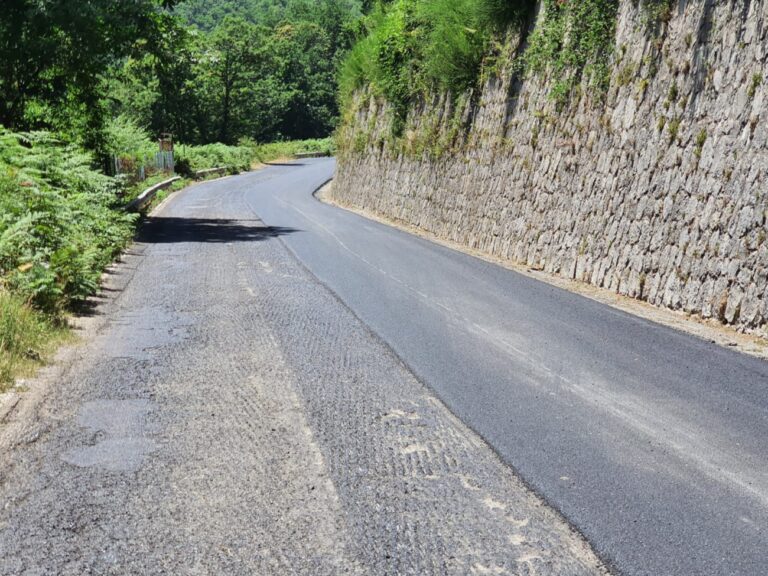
[126,166,235,213]
[294,151,330,159]
[126,176,181,212]
[193,167,229,178]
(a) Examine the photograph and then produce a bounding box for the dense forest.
[114,0,365,145]
[177,0,364,31]
[1,0,364,149]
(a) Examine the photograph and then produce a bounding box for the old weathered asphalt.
[2,159,767,575]
[0,163,606,575]
[223,159,767,576]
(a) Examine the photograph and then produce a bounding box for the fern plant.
[0,127,136,314]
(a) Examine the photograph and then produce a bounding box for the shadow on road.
[138,217,299,244]
[265,162,306,167]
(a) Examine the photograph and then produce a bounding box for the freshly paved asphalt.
[239,158,768,576]
[0,160,604,575]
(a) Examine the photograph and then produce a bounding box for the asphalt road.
[237,159,768,576]
[0,162,605,575]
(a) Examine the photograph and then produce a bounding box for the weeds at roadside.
[0,292,68,391]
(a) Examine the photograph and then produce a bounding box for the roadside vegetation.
[255,138,336,162]
[337,0,637,141]
[339,0,531,117]
[0,129,326,390]
[0,292,67,388]
[0,130,134,390]
[0,0,630,388]
[0,1,348,389]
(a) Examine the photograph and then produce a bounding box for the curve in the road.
[229,159,768,576]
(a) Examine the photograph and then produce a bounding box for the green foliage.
[475,0,533,31]
[0,128,137,314]
[177,0,290,29]
[0,0,178,144]
[255,138,336,162]
[524,0,619,103]
[694,128,707,158]
[417,0,492,94]
[175,142,256,172]
[667,82,679,104]
[366,1,422,131]
[667,116,681,144]
[339,0,618,136]
[641,0,673,32]
[748,73,763,99]
[106,20,208,146]
[174,137,333,171]
[176,0,362,31]
[2,0,358,152]
[103,116,158,162]
[110,3,360,146]
[338,0,532,133]
[617,64,636,87]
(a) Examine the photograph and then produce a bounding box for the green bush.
[103,115,157,161]
[255,138,336,162]
[0,128,137,314]
[175,143,256,173]
[418,0,491,94]
[338,0,533,131]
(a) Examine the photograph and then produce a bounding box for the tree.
[103,0,365,145]
[267,21,337,139]
[0,0,177,141]
[196,17,263,144]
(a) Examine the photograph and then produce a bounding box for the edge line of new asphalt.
[229,166,619,575]
[313,178,768,362]
[246,160,768,573]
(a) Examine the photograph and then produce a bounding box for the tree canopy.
[0,0,363,150]
[0,0,179,142]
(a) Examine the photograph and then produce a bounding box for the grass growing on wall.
[339,0,620,145]
[338,0,533,134]
[641,0,673,31]
[523,0,619,106]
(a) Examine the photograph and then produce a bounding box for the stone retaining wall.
[332,0,768,335]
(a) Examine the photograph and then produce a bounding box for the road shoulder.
[317,181,768,362]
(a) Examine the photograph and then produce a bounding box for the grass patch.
[642,0,673,32]
[255,138,336,163]
[0,291,66,391]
